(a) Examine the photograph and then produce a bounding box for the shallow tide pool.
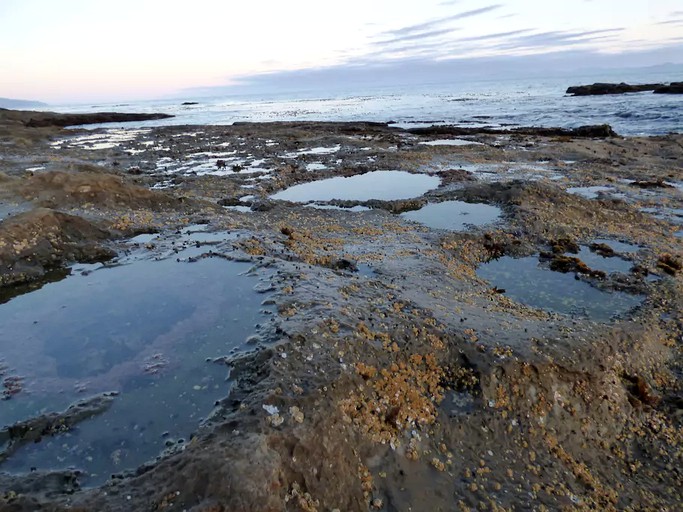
[419,139,483,147]
[270,171,440,202]
[477,256,643,321]
[566,186,615,199]
[0,236,271,485]
[400,200,501,231]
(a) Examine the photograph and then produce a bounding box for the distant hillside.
[0,97,48,109]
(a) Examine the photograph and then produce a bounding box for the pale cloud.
[374,27,461,45]
[381,5,504,37]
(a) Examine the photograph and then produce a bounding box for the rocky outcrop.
[16,170,178,210]
[0,393,117,463]
[567,82,683,96]
[566,82,661,96]
[653,82,683,94]
[23,111,173,128]
[407,124,618,138]
[0,209,114,287]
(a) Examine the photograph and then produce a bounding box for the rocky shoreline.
[0,109,682,511]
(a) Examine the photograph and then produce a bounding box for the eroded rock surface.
[0,109,682,511]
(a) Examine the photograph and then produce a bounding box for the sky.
[1,0,682,103]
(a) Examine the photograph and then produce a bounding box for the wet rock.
[23,111,173,128]
[657,254,682,276]
[250,199,275,212]
[217,197,242,207]
[15,170,178,210]
[551,237,580,254]
[653,82,683,94]
[407,124,618,138]
[589,243,615,258]
[364,198,425,214]
[0,470,81,502]
[1,116,682,511]
[0,392,117,463]
[566,82,663,96]
[245,334,262,345]
[0,208,114,287]
[623,374,660,407]
[2,375,24,399]
[540,252,607,279]
[436,168,476,184]
[628,179,674,189]
[329,258,358,272]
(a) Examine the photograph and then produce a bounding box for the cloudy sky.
[1,0,682,103]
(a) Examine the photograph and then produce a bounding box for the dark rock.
[0,208,114,289]
[551,238,580,254]
[330,258,358,272]
[24,112,173,128]
[436,168,476,184]
[623,374,660,406]
[407,124,618,138]
[0,393,117,463]
[0,470,81,502]
[251,199,275,212]
[653,82,683,94]
[217,197,243,207]
[589,243,615,258]
[566,82,663,96]
[540,252,606,279]
[364,198,426,214]
[629,179,674,189]
[657,254,682,276]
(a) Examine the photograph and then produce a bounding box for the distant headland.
[0,97,48,109]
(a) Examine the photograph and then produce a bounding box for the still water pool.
[401,200,501,231]
[0,232,271,485]
[478,256,642,321]
[271,171,440,202]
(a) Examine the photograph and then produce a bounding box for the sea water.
[45,74,683,136]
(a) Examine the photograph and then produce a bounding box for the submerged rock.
[0,393,117,463]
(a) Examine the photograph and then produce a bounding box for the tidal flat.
[0,109,682,511]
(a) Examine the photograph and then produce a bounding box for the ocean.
[48,73,682,136]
